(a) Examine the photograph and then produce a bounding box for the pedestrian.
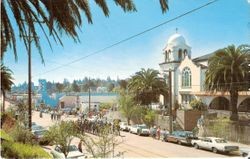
[50,110,53,120]
[39,110,43,118]
[78,140,83,153]
[157,126,161,140]
[162,128,167,141]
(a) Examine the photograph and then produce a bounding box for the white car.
[191,137,239,154]
[120,122,129,131]
[50,145,85,159]
[240,147,250,157]
[130,124,150,136]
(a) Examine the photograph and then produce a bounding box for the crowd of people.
[76,117,121,136]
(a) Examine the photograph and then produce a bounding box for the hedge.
[2,141,51,158]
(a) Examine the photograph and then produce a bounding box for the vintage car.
[165,131,197,145]
[50,145,85,159]
[119,122,129,131]
[191,137,239,153]
[130,124,150,136]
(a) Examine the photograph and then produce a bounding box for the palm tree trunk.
[2,89,6,112]
[229,89,239,121]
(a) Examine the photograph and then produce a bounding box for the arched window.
[182,67,191,87]
[165,50,171,62]
[184,49,187,57]
[178,49,183,60]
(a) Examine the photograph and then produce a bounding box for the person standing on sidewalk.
[157,126,161,140]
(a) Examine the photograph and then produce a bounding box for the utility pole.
[20,27,36,131]
[20,19,42,131]
[88,77,91,117]
[169,69,173,134]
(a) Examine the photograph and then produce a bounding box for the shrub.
[190,99,207,111]
[10,124,35,144]
[1,112,16,132]
[0,129,14,142]
[2,141,51,158]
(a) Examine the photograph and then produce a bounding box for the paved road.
[32,111,243,158]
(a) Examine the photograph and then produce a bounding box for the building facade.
[159,33,250,111]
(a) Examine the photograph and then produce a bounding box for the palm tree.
[205,44,250,121]
[1,0,168,59]
[128,68,168,106]
[1,64,14,112]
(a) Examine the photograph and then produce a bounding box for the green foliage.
[205,117,231,138]
[2,141,51,158]
[99,103,113,111]
[128,68,168,106]
[44,121,78,157]
[118,92,136,124]
[143,109,156,127]
[0,129,14,142]
[190,99,207,111]
[10,124,35,144]
[205,44,250,121]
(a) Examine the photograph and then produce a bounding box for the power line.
[33,0,219,78]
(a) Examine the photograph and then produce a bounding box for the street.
[32,111,240,158]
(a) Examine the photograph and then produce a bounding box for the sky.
[3,0,250,85]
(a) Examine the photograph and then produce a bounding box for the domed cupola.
[163,31,191,63]
[167,33,186,47]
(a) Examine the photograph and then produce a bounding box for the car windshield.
[34,130,46,136]
[139,125,148,129]
[185,132,194,137]
[215,139,227,143]
[68,145,79,152]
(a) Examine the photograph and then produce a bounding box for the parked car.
[191,137,239,154]
[239,147,250,157]
[160,130,169,141]
[33,129,47,141]
[120,122,129,131]
[31,125,45,133]
[130,124,150,136]
[165,131,197,145]
[50,145,85,159]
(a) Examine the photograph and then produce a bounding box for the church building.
[159,32,250,111]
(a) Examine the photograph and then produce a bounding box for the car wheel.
[242,153,247,157]
[194,143,199,149]
[212,147,218,153]
[137,131,141,136]
[177,141,182,145]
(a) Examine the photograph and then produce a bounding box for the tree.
[44,121,78,158]
[143,109,156,127]
[55,82,65,93]
[128,68,168,106]
[1,64,14,112]
[108,83,115,92]
[1,0,168,59]
[190,99,207,111]
[205,44,250,121]
[118,80,128,90]
[118,92,136,125]
[72,80,80,92]
[78,126,120,158]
